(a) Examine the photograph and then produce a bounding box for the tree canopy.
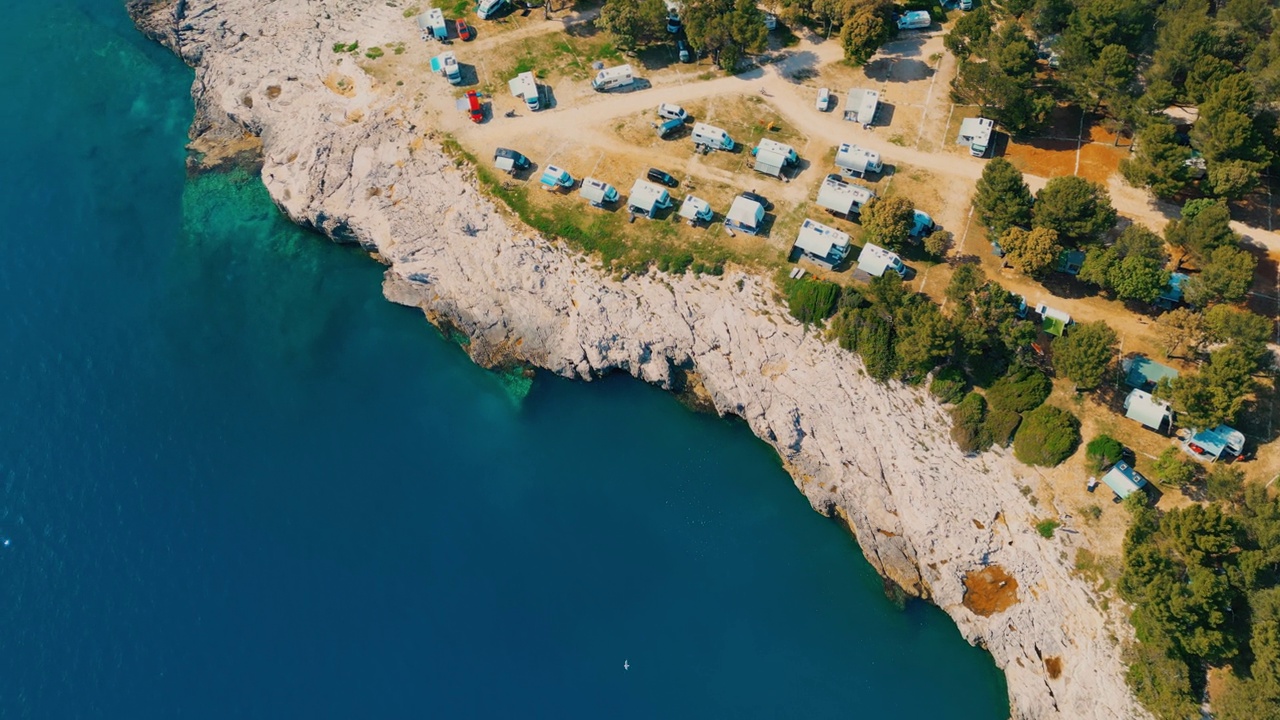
[598,0,668,50]
[972,158,1034,239]
[1001,226,1062,276]
[1159,343,1257,429]
[860,196,915,251]
[683,0,769,71]
[1051,320,1118,390]
[1033,175,1118,245]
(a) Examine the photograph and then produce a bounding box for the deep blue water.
[0,2,1008,718]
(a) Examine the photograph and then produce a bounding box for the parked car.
[455,19,474,41]
[825,173,846,184]
[463,90,484,123]
[763,13,777,30]
[657,103,688,122]
[816,87,830,111]
[740,190,772,211]
[677,39,691,63]
[647,168,679,187]
[959,0,974,9]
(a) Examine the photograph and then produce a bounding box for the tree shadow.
[636,44,676,72]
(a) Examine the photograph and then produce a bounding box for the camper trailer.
[493,147,530,175]
[476,0,509,20]
[628,179,673,218]
[793,219,852,269]
[592,65,635,92]
[957,117,995,157]
[896,10,931,30]
[431,51,462,85]
[539,165,575,191]
[843,89,880,125]
[751,139,799,178]
[834,143,883,177]
[419,9,448,40]
[815,176,875,217]
[579,178,619,207]
[508,71,541,111]
[725,195,765,234]
[691,123,735,152]
[857,243,908,278]
[678,196,714,226]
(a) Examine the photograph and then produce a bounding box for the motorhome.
[834,143,883,176]
[419,9,448,40]
[751,139,799,178]
[592,65,635,92]
[857,243,908,278]
[476,0,508,20]
[431,51,462,85]
[579,178,619,207]
[957,117,995,157]
[678,196,714,225]
[793,219,851,269]
[691,123,735,152]
[896,10,931,30]
[539,165,575,191]
[508,71,541,111]
[628,179,673,218]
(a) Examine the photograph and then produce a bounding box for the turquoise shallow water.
[0,2,1008,717]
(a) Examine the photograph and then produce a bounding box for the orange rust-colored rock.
[962,565,1020,617]
[1044,656,1062,679]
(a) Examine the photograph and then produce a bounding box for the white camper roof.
[679,195,711,220]
[629,179,670,212]
[845,89,880,124]
[857,243,903,277]
[727,197,764,228]
[755,138,794,157]
[754,149,788,177]
[579,177,614,204]
[596,64,633,82]
[958,117,994,145]
[1035,303,1071,325]
[835,143,880,172]
[425,7,446,29]
[816,178,874,215]
[508,71,537,99]
[794,219,850,258]
[692,122,727,139]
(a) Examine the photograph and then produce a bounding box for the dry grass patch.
[962,564,1020,617]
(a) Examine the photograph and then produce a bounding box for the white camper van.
[508,71,540,111]
[834,143,883,177]
[592,65,635,92]
[896,10,931,30]
[691,122,735,152]
[476,0,508,20]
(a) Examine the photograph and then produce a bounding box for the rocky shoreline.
[126,1,1149,716]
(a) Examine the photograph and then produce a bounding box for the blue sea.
[0,2,1008,717]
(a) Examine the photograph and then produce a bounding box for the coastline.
[125,0,1150,716]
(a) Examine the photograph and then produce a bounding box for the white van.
[657,103,688,122]
[691,122,735,152]
[592,64,635,92]
[476,0,508,20]
[816,87,830,111]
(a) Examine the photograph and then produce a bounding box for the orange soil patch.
[1003,139,1078,179]
[962,564,1020,617]
[1044,656,1063,679]
[1076,143,1125,184]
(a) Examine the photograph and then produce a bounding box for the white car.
[816,88,830,111]
[657,103,688,122]
[959,0,974,9]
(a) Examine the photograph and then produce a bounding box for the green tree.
[894,298,955,380]
[1109,254,1172,303]
[943,6,992,59]
[839,2,891,65]
[1191,74,1272,199]
[785,279,842,324]
[860,196,915,251]
[1155,308,1207,359]
[1001,226,1062,276]
[1076,43,1136,109]
[946,263,987,305]
[1013,405,1081,467]
[1160,344,1257,428]
[1165,200,1240,268]
[1120,121,1193,200]
[597,0,668,49]
[1151,446,1196,486]
[684,0,769,71]
[1205,465,1245,505]
[1051,320,1118,390]
[1033,175,1118,245]
[858,311,897,380]
[922,229,952,258]
[1085,433,1123,471]
[950,391,989,453]
[987,365,1052,414]
[1185,245,1256,307]
[1205,305,1272,349]
[972,158,1034,239]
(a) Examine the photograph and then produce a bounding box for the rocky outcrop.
[127,1,1149,716]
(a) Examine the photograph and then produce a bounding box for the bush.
[1205,465,1244,504]
[1151,447,1196,486]
[785,279,842,324]
[982,407,1023,448]
[1086,434,1123,472]
[923,229,953,258]
[986,366,1052,414]
[950,392,989,453]
[1036,519,1061,538]
[859,314,897,380]
[930,366,968,404]
[1014,405,1081,467]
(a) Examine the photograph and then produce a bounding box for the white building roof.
[679,195,711,220]
[794,219,850,259]
[726,197,764,227]
[629,179,669,212]
[845,89,880,124]
[508,71,537,99]
[958,117,994,146]
[857,243,903,277]
[816,178,874,215]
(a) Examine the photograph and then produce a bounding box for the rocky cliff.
[127,1,1150,716]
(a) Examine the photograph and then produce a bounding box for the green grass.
[365,47,385,60]
[1035,519,1061,538]
[402,5,421,17]
[444,0,471,19]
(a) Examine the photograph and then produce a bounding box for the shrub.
[1085,434,1123,472]
[1150,446,1196,486]
[930,366,968,404]
[986,366,1052,414]
[1036,519,1061,538]
[923,229,954,258]
[859,314,897,380]
[950,392,989,453]
[1205,465,1244,504]
[365,46,385,60]
[785,279,841,324]
[1014,405,1081,467]
[982,407,1023,448]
